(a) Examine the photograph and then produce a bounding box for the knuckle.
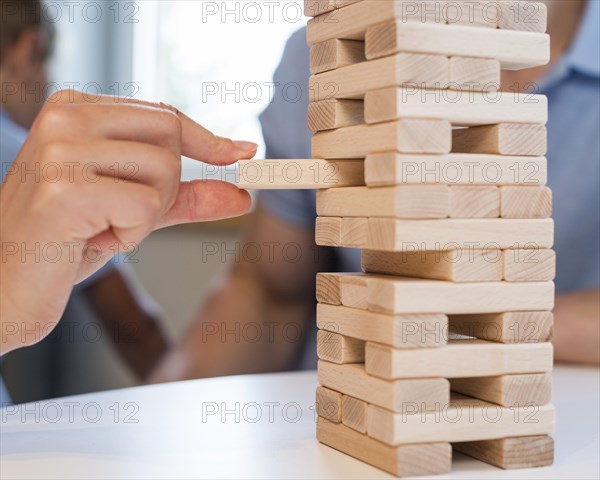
[35,104,72,135]
[38,141,69,165]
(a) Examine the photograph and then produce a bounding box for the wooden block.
[503,248,556,281]
[310,39,365,74]
[318,360,450,412]
[308,100,364,131]
[339,274,369,309]
[450,373,552,406]
[362,248,502,282]
[364,153,547,187]
[448,57,500,91]
[449,186,500,218]
[316,272,353,305]
[307,0,446,45]
[452,124,547,156]
[365,20,550,69]
[454,435,554,469]
[500,186,552,218]
[238,159,364,190]
[317,330,365,364]
[498,1,548,33]
[312,120,452,159]
[367,393,555,445]
[363,87,547,126]
[449,311,553,343]
[342,395,368,433]
[304,0,361,17]
[340,217,367,247]
[316,386,342,423]
[316,185,449,218]
[317,303,448,348]
[365,339,553,379]
[364,275,555,314]
[444,0,498,28]
[317,419,452,477]
[315,217,342,247]
[309,53,448,102]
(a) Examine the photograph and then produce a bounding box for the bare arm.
[148,205,328,382]
[553,289,600,364]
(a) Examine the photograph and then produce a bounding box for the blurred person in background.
[0,0,169,404]
[151,0,600,382]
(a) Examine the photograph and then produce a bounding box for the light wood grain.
[365,339,553,379]
[309,53,448,102]
[445,0,498,28]
[448,57,500,91]
[315,217,342,247]
[317,272,364,305]
[308,99,364,131]
[449,311,553,343]
[367,393,555,445]
[317,418,452,477]
[364,153,547,186]
[454,435,554,469]
[304,0,361,17]
[318,360,450,412]
[498,1,548,33]
[342,395,368,433]
[316,386,342,423]
[365,20,550,69]
[312,120,451,158]
[361,248,503,282]
[363,87,547,125]
[317,330,365,364]
[316,185,449,218]
[449,186,500,218]
[503,248,556,281]
[500,186,552,218]
[452,124,547,156]
[317,303,448,348]
[310,38,365,74]
[238,159,364,190]
[365,275,555,314]
[340,217,367,247]
[450,373,552,406]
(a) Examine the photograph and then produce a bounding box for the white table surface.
[1,365,598,479]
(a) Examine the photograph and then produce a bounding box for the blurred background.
[1,0,304,403]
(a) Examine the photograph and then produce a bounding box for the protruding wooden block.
[365,275,555,314]
[238,159,364,189]
[317,330,365,364]
[312,120,452,159]
[452,124,547,156]
[361,248,503,282]
[503,248,556,281]
[449,186,500,218]
[339,274,369,310]
[445,0,498,28]
[304,0,361,17]
[308,100,364,131]
[316,386,342,423]
[315,217,342,247]
[450,373,552,406]
[317,303,448,348]
[317,419,452,477]
[342,395,367,433]
[367,394,555,445]
[448,57,501,91]
[318,361,450,412]
[316,185,449,218]
[363,87,547,126]
[340,217,367,248]
[500,186,552,218]
[309,54,449,102]
[365,20,550,69]
[365,339,553,379]
[316,272,344,305]
[498,1,548,33]
[454,435,554,469]
[310,39,365,74]
[364,153,547,186]
[449,311,554,343]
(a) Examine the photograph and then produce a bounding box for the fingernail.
[233,140,258,151]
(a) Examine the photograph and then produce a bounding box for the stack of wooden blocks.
[305,0,555,477]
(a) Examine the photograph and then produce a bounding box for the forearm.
[147,267,312,383]
[552,289,600,364]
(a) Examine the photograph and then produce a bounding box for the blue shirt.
[259,1,600,296]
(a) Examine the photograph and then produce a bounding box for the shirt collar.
[564,0,600,78]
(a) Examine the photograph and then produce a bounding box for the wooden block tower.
[305,0,555,476]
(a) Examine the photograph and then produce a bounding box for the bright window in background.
[133,1,305,181]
